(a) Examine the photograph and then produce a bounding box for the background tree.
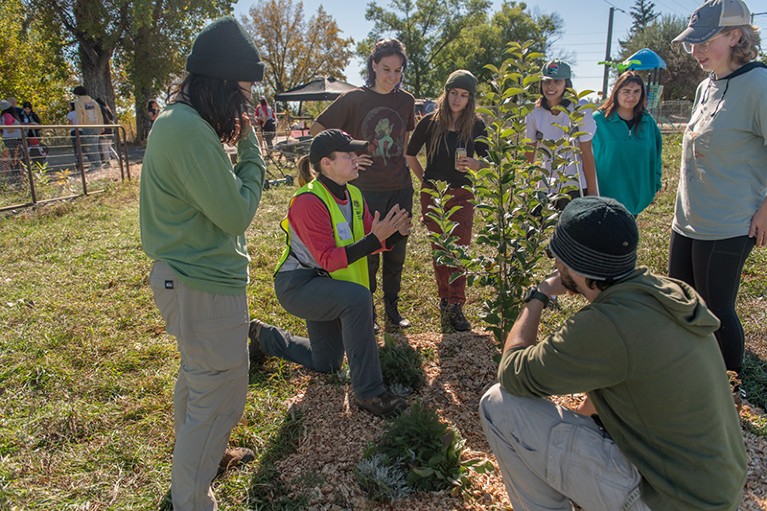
[1,0,72,122]
[116,0,232,142]
[241,0,354,96]
[619,14,706,100]
[440,1,565,89]
[358,0,491,98]
[628,0,659,34]
[32,0,132,112]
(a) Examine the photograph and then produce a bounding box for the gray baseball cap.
[673,0,751,44]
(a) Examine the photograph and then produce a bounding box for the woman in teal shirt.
[593,71,662,216]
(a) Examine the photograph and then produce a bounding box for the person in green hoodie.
[139,17,266,511]
[480,196,746,511]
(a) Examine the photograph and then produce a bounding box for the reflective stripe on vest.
[276,180,369,289]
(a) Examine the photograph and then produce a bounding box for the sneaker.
[354,390,408,418]
[248,319,266,366]
[447,303,471,332]
[216,446,255,477]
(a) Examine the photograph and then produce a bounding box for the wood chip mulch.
[262,331,767,510]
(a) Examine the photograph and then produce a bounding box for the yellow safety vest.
[276,179,369,289]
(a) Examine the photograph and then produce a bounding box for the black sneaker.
[248,319,266,366]
[354,390,408,418]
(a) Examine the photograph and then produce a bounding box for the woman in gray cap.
[669,0,767,392]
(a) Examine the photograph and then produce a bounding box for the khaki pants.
[480,384,650,511]
[150,261,249,511]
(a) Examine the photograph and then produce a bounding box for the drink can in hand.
[455,147,467,171]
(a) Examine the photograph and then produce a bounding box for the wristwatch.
[524,286,550,307]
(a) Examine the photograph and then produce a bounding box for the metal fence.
[0,124,130,212]
[653,100,693,133]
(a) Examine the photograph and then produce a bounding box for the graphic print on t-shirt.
[361,106,406,167]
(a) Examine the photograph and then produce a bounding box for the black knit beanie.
[186,17,264,82]
[548,197,638,281]
[444,70,477,95]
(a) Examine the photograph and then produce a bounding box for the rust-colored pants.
[420,186,474,304]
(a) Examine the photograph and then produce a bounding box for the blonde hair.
[296,153,341,186]
[723,24,761,65]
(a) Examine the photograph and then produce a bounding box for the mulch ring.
[251,330,767,510]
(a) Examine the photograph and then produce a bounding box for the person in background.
[19,101,47,160]
[147,99,160,129]
[139,16,267,510]
[406,70,488,332]
[481,196,746,511]
[592,71,662,216]
[5,97,23,118]
[66,101,81,171]
[72,85,103,169]
[525,60,598,208]
[311,38,416,331]
[669,0,766,397]
[255,96,277,149]
[250,129,411,418]
[0,99,22,179]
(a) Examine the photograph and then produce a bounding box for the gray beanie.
[186,17,265,82]
[548,197,639,281]
[445,70,477,95]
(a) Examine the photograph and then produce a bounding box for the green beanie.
[186,17,265,82]
[444,70,477,95]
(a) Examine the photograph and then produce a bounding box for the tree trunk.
[77,44,116,112]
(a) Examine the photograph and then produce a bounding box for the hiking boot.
[447,303,471,332]
[384,297,411,329]
[354,390,408,418]
[216,447,255,478]
[248,319,266,366]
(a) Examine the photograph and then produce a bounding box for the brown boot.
[447,303,471,332]
[216,447,255,478]
[354,390,408,418]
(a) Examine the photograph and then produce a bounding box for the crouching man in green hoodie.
[480,196,746,511]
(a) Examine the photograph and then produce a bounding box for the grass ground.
[0,134,765,509]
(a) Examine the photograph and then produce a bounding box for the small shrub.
[379,333,424,393]
[355,453,412,502]
[361,402,470,497]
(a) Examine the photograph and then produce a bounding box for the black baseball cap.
[309,129,369,165]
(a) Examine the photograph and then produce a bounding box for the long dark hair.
[427,88,477,159]
[168,74,252,145]
[365,38,408,89]
[599,71,646,125]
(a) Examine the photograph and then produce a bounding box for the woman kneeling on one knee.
[250,129,411,418]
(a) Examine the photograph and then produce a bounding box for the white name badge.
[337,221,353,241]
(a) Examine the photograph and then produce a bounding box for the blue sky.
[233,0,767,96]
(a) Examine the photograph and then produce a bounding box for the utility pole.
[602,7,615,99]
